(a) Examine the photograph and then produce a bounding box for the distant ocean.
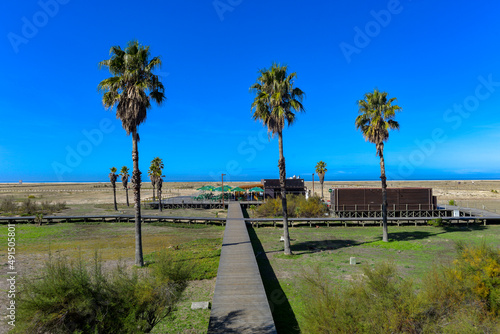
[2,175,499,183]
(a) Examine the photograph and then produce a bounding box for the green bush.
[299,243,500,333]
[255,195,327,218]
[427,218,445,227]
[0,198,67,216]
[20,198,38,215]
[14,253,189,333]
[0,197,17,214]
[449,199,456,206]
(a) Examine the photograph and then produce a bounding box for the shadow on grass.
[291,239,360,255]
[243,209,300,334]
[291,225,490,253]
[388,225,488,241]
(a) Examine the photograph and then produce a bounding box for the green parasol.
[197,185,215,191]
[214,185,232,192]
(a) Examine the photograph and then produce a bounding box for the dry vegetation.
[2,179,500,206]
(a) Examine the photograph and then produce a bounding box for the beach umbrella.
[214,185,232,192]
[248,187,264,192]
[231,187,246,192]
[197,185,215,191]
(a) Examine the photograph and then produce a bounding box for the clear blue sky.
[1,0,500,182]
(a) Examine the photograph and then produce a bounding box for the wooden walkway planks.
[208,202,277,334]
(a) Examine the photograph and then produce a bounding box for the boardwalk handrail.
[1,214,498,224]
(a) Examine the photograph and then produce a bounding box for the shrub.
[299,243,500,333]
[452,242,500,314]
[300,263,420,334]
[427,218,444,227]
[0,197,17,214]
[449,199,456,206]
[19,198,39,215]
[14,253,189,333]
[255,195,327,218]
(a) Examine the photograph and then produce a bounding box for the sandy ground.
[1,180,500,205]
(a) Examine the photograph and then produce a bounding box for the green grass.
[145,238,222,280]
[249,224,500,333]
[0,221,223,333]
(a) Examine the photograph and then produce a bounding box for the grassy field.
[0,221,224,334]
[249,224,500,334]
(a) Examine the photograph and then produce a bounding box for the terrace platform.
[147,196,263,210]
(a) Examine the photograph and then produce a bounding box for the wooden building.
[262,179,306,199]
[330,187,437,212]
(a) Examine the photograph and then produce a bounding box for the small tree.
[120,166,130,207]
[149,157,164,211]
[315,161,327,200]
[109,167,118,211]
[148,165,157,201]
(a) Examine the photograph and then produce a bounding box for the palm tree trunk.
[158,180,163,212]
[132,131,144,266]
[320,181,324,200]
[125,186,129,207]
[379,148,389,242]
[152,182,156,201]
[113,184,117,211]
[278,132,292,255]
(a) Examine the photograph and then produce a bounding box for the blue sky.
[1,0,500,182]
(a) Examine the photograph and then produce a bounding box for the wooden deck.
[208,202,276,334]
[147,196,263,210]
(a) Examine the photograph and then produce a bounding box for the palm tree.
[149,157,164,212]
[120,166,130,207]
[109,167,118,211]
[98,40,166,266]
[315,161,327,199]
[148,164,157,201]
[355,88,401,242]
[250,63,305,255]
[148,157,163,201]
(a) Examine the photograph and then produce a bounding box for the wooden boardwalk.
[208,203,276,334]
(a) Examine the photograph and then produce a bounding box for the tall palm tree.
[250,63,305,255]
[120,166,130,207]
[355,89,401,242]
[315,161,327,199]
[98,40,166,266]
[109,167,118,211]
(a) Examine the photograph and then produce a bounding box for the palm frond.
[98,41,166,135]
